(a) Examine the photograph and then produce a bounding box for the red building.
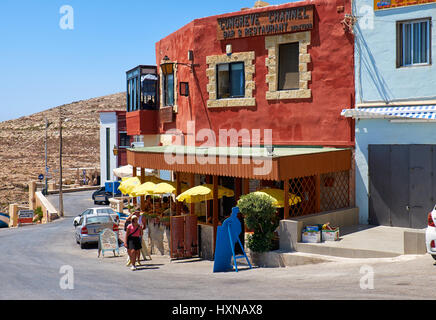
[126,0,357,259]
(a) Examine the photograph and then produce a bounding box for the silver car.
[74,213,118,249]
[73,207,119,227]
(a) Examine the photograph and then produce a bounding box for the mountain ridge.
[0,92,126,213]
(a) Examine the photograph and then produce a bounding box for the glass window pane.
[165,73,174,106]
[217,64,230,99]
[404,24,412,65]
[279,42,300,90]
[413,23,421,64]
[421,21,428,63]
[230,63,244,97]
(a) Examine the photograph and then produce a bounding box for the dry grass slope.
[0,92,126,213]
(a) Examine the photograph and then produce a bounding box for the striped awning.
[341,105,436,120]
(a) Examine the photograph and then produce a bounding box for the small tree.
[237,193,278,253]
[33,206,43,223]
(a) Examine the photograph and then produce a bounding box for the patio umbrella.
[113,165,155,178]
[176,184,235,204]
[252,188,301,207]
[118,176,141,196]
[130,181,157,197]
[153,181,188,195]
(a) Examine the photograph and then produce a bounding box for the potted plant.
[33,206,43,224]
[237,193,278,253]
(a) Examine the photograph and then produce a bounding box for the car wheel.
[431,255,436,261]
[80,242,87,249]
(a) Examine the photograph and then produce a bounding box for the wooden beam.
[189,173,195,215]
[212,175,219,255]
[242,178,249,195]
[284,179,289,219]
[132,166,137,206]
[140,167,145,212]
[176,172,182,216]
[234,177,241,204]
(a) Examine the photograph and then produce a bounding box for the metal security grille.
[287,170,350,218]
[288,175,316,218]
[320,171,350,212]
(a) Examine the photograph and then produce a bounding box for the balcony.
[126,110,159,136]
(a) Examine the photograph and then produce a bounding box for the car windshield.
[96,209,115,214]
[86,216,112,224]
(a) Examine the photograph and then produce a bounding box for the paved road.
[1,191,436,300]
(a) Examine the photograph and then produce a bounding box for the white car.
[73,207,119,227]
[425,206,436,260]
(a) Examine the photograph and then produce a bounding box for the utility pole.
[44,117,48,195]
[59,106,64,217]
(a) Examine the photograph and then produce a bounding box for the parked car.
[92,187,114,205]
[74,213,119,249]
[426,207,436,260]
[73,207,118,227]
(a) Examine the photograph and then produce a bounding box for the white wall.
[100,112,118,186]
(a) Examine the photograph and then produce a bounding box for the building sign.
[374,0,436,10]
[217,5,314,41]
[18,210,34,224]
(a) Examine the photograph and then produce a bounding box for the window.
[397,19,431,67]
[164,73,174,106]
[217,62,245,99]
[119,132,130,148]
[278,42,300,90]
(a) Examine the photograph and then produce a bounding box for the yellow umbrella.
[176,184,235,204]
[252,188,301,207]
[118,176,141,195]
[153,181,188,195]
[130,181,157,197]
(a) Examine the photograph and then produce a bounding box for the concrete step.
[233,250,338,268]
[295,242,401,259]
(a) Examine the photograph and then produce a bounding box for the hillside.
[0,92,126,214]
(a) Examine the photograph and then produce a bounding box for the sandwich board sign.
[18,210,34,225]
[98,228,119,257]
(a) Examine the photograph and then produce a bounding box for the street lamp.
[58,105,70,218]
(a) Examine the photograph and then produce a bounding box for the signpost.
[98,228,120,257]
[18,210,34,225]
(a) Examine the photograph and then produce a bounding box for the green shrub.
[237,193,278,253]
[33,206,43,222]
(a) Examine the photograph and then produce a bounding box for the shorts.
[127,236,142,250]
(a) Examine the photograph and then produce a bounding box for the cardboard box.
[301,231,321,243]
[322,228,339,241]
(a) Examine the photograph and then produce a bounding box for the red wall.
[155,0,354,147]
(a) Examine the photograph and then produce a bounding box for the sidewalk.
[295,225,426,258]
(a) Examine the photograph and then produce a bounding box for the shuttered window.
[397,19,431,67]
[278,42,300,90]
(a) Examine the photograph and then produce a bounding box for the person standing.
[125,215,143,271]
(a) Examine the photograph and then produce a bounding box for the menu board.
[98,228,119,257]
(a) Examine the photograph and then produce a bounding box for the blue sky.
[0,0,290,122]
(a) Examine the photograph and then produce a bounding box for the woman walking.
[125,215,143,271]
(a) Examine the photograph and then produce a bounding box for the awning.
[341,105,436,119]
[127,146,351,181]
